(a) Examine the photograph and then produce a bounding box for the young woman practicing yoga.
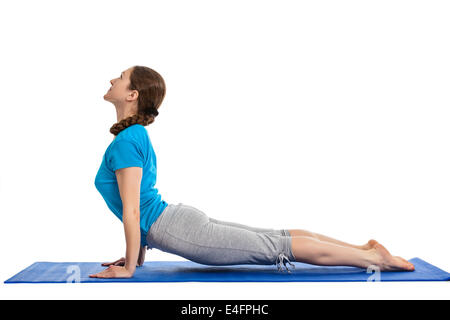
[90,66,415,279]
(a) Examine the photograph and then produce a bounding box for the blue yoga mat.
[4,257,450,283]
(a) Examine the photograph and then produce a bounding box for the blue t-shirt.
[94,124,168,247]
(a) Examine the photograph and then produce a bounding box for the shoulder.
[127,123,148,134]
[116,124,149,145]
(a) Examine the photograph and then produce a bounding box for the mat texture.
[4,257,450,283]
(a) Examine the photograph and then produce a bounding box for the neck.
[115,103,137,122]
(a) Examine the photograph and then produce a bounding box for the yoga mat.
[4,257,450,283]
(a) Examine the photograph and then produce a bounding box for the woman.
[90,66,415,279]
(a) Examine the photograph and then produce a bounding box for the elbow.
[123,207,140,222]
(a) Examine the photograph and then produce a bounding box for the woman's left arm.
[119,166,143,275]
[122,207,141,275]
[90,166,143,279]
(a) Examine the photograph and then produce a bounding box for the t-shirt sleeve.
[108,140,144,172]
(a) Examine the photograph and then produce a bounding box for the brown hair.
[110,65,166,136]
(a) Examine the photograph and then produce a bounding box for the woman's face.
[103,67,133,103]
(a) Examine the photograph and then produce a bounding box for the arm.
[117,166,143,275]
[138,245,147,266]
[122,207,141,274]
[89,140,146,279]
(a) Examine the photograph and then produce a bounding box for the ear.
[126,89,139,102]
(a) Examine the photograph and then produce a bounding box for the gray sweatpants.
[146,203,297,272]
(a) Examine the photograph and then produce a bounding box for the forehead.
[122,67,133,76]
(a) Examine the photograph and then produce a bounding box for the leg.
[290,236,415,271]
[209,217,374,250]
[287,229,377,250]
[210,219,375,251]
[209,217,289,236]
[152,205,295,269]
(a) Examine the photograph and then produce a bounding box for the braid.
[109,113,156,136]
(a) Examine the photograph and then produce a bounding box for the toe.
[395,256,414,271]
[368,239,378,248]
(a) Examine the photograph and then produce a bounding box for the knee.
[291,236,327,260]
[289,229,318,239]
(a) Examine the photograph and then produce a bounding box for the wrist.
[124,263,136,274]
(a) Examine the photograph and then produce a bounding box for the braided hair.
[110,65,165,136]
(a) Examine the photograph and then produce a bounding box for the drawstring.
[276,252,296,273]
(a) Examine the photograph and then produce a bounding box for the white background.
[1,0,449,299]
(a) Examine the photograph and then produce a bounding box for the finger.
[94,271,108,278]
[91,270,107,277]
[97,270,113,278]
[102,258,124,266]
[91,267,111,278]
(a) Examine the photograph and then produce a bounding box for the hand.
[89,265,134,279]
[102,255,145,268]
[101,257,126,267]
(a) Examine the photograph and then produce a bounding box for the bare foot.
[361,239,378,250]
[395,256,415,271]
[370,242,415,271]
